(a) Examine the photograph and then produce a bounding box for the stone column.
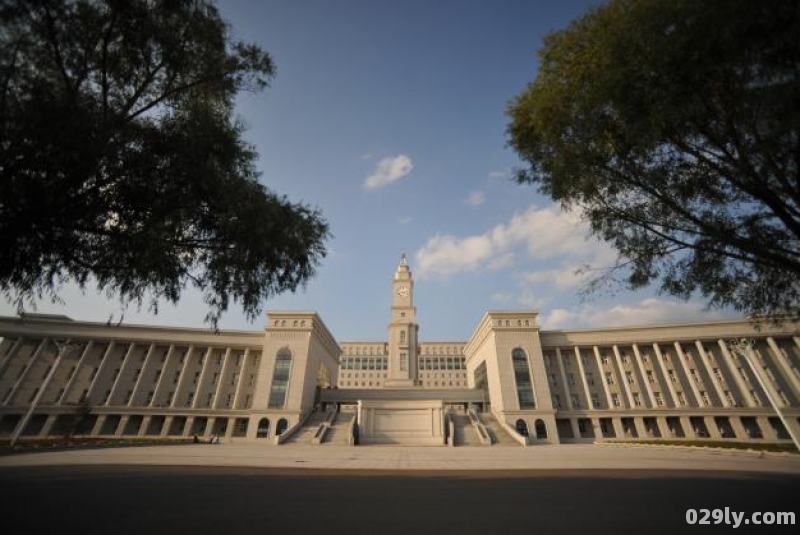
[91,415,107,436]
[39,414,58,437]
[138,416,152,437]
[184,416,195,437]
[704,416,722,439]
[728,417,749,441]
[161,416,173,437]
[757,416,779,441]
[679,416,697,439]
[115,415,130,437]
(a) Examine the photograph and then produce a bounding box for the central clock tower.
[385,253,419,388]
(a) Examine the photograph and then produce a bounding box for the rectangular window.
[268,351,292,409]
[626,372,634,384]
[549,373,557,386]
[592,394,601,408]
[567,373,575,386]
[654,392,663,406]
[570,394,580,408]
[677,392,686,406]
[646,371,654,384]
[611,393,621,407]
[605,372,614,385]
[553,395,561,408]
[633,393,642,406]
[700,391,710,406]
[586,372,594,386]
[751,390,761,406]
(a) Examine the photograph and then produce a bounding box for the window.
[400,352,408,371]
[512,348,535,408]
[591,394,601,408]
[567,373,575,386]
[586,372,594,386]
[646,371,654,384]
[654,391,663,406]
[751,390,762,406]
[632,393,642,406]
[553,395,561,408]
[700,391,710,406]
[268,348,292,409]
[611,393,621,407]
[668,369,677,383]
[676,391,686,406]
[605,372,614,385]
[626,372,634,385]
[549,373,557,386]
[399,330,406,343]
[570,394,580,408]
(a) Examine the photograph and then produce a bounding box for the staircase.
[478,413,521,446]
[324,411,354,445]
[451,413,482,446]
[281,412,327,445]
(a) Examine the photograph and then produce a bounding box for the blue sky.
[0,0,735,339]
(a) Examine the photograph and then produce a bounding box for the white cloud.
[516,266,590,291]
[415,204,609,278]
[398,216,413,225]
[541,298,728,330]
[364,155,413,190]
[488,169,511,180]
[464,190,486,207]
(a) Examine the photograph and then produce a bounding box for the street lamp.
[727,338,800,452]
[10,339,84,447]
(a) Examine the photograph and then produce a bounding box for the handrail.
[467,408,492,446]
[490,409,529,446]
[447,414,455,447]
[347,412,357,446]
[274,410,311,445]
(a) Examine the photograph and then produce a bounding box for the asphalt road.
[1,466,797,534]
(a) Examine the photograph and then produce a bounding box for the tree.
[66,398,93,438]
[507,0,799,319]
[0,0,329,327]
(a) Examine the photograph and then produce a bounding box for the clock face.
[397,286,410,297]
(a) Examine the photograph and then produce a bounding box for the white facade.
[0,256,798,446]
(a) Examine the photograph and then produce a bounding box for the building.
[0,255,798,447]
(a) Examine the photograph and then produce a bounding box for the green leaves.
[507,0,800,319]
[0,0,329,327]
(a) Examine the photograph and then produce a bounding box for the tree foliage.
[507,0,800,319]
[0,0,329,327]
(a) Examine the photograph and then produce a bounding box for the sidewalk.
[1,443,799,474]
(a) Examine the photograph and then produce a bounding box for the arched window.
[512,348,536,409]
[276,418,288,435]
[268,348,292,409]
[516,419,529,437]
[257,418,270,438]
[535,419,547,439]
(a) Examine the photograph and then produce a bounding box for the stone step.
[478,413,521,446]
